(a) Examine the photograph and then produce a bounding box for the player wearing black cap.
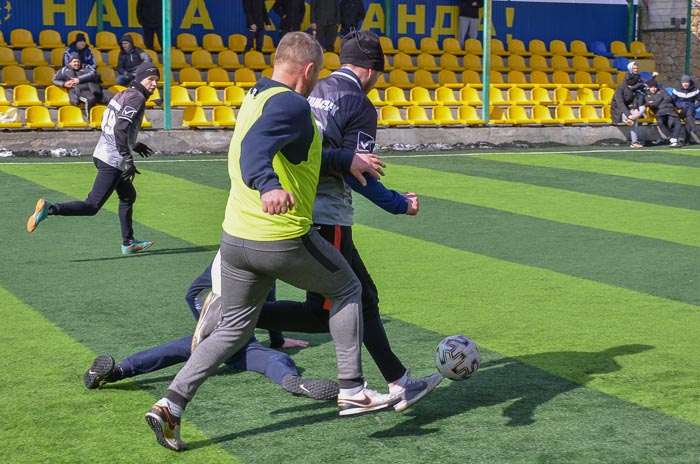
[27,62,160,255]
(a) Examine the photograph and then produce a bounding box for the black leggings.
[51,158,136,245]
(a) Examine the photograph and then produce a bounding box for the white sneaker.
[337,382,400,416]
[191,291,222,352]
[391,370,444,413]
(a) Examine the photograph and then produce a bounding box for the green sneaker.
[121,239,154,255]
[27,198,50,233]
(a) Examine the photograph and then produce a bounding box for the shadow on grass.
[69,245,219,262]
[369,343,653,437]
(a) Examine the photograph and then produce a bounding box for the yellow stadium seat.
[530,87,554,105]
[464,38,483,55]
[489,70,509,89]
[437,69,460,89]
[570,40,593,57]
[67,30,91,46]
[532,105,560,124]
[234,68,257,88]
[25,106,55,128]
[555,87,579,105]
[191,49,217,69]
[630,41,653,58]
[262,36,276,53]
[507,39,530,56]
[0,46,18,66]
[49,47,65,67]
[146,87,161,107]
[374,72,389,89]
[435,86,460,106]
[507,70,532,88]
[601,105,612,123]
[442,38,465,56]
[107,49,120,67]
[96,66,116,86]
[244,50,268,70]
[596,71,616,88]
[551,55,573,72]
[195,85,224,106]
[57,105,88,128]
[489,106,512,124]
[0,105,22,128]
[228,34,247,53]
[529,54,552,73]
[416,53,440,71]
[490,38,509,56]
[432,105,462,125]
[21,47,49,67]
[599,87,615,104]
[385,86,412,107]
[381,54,393,72]
[95,31,119,50]
[13,84,42,106]
[202,33,226,52]
[10,29,37,48]
[419,37,442,55]
[212,105,236,127]
[461,70,482,87]
[407,105,438,125]
[409,86,433,106]
[528,39,551,57]
[223,85,247,107]
[379,36,397,55]
[127,32,147,50]
[572,55,594,72]
[217,50,243,70]
[367,88,386,107]
[317,68,331,79]
[593,55,616,73]
[415,69,439,89]
[182,106,211,127]
[489,87,512,106]
[459,87,482,106]
[142,49,160,65]
[573,71,597,88]
[610,41,633,58]
[457,105,485,125]
[462,53,482,71]
[556,105,581,124]
[552,70,577,88]
[507,105,531,125]
[576,87,604,106]
[397,37,420,55]
[507,54,530,72]
[439,53,462,72]
[529,70,555,88]
[39,30,64,49]
[550,40,572,57]
[578,105,607,124]
[392,52,415,71]
[0,85,10,105]
[489,54,508,72]
[323,51,341,71]
[177,33,201,52]
[170,85,195,106]
[108,85,126,95]
[170,48,190,69]
[332,36,341,54]
[388,69,412,89]
[141,111,152,128]
[0,31,6,47]
[44,85,71,106]
[207,67,233,88]
[508,87,531,105]
[89,104,106,128]
[179,67,206,87]
[378,105,409,126]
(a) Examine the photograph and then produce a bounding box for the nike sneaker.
[391,370,444,412]
[145,401,187,451]
[83,354,115,389]
[337,382,399,416]
[281,375,339,401]
[27,198,51,233]
[121,239,154,255]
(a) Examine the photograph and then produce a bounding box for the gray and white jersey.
[93,87,146,170]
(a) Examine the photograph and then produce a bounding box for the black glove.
[133,142,153,158]
[122,163,141,182]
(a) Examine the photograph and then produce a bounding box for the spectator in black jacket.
[116,34,151,86]
[272,0,306,39]
[63,32,97,68]
[459,0,483,43]
[644,79,681,147]
[339,0,365,36]
[243,0,272,52]
[53,53,113,110]
[672,75,700,143]
[611,75,646,148]
[136,0,163,50]
[311,0,340,52]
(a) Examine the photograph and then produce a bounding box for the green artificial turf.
[2,147,700,463]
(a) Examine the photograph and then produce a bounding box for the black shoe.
[83,354,115,389]
[281,375,339,401]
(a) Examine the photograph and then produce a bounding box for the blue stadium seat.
[591,41,613,58]
[612,56,629,71]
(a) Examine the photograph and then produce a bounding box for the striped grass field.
[1,147,699,463]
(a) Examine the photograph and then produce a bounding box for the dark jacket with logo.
[117,35,151,77]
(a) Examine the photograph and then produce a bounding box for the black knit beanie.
[340,30,384,72]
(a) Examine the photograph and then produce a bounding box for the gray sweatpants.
[459,16,479,42]
[167,229,363,404]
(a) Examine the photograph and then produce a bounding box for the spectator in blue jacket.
[116,34,152,86]
[63,33,97,68]
[672,75,700,143]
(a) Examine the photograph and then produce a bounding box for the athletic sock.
[339,384,363,397]
[157,398,183,417]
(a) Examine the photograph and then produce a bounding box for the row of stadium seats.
[1,28,653,61]
[0,104,152,129]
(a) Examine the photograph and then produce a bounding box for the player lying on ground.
[83,260,338,401]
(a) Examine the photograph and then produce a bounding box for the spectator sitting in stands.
[611,74,647,148]
[53,53,113,111]
[643,79,681,147]
[625,61,658,92]
[339,0,365,36]
[116,34,151,86]
[672,75,700,144]
[63,33,97,68]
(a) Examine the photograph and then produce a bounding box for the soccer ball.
[435,335,480,380]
